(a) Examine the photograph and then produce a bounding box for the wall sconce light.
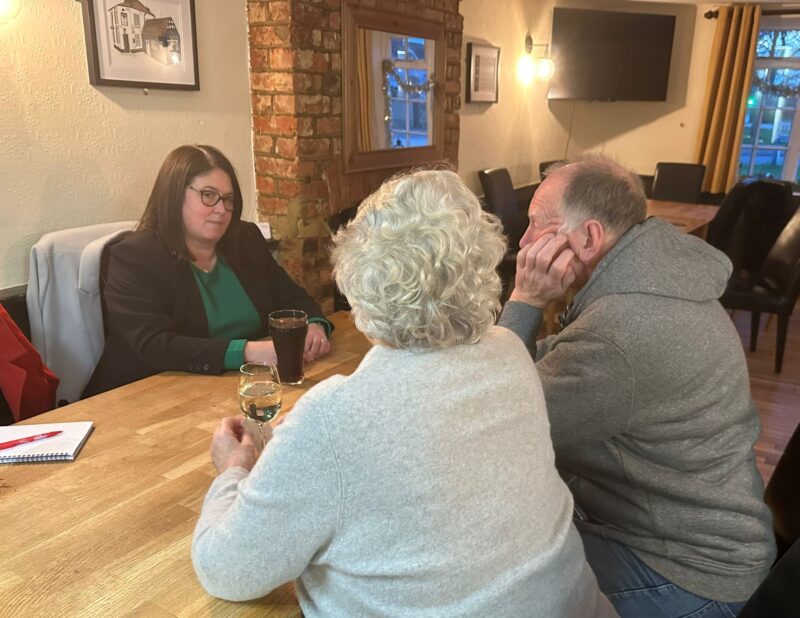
[0,0,21,24]
[518,33,555,84]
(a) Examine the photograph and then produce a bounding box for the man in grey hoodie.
[498,154,775,617]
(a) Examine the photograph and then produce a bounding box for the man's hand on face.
[509,233,578,308]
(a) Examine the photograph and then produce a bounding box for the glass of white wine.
[239,362,282,448]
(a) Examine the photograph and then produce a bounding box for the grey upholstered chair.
[26,222,136,403]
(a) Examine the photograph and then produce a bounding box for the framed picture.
[466,43,500,103]
[80,0,199,90]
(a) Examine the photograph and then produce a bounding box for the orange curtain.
[694,4,761,193]
[356,29,374,151]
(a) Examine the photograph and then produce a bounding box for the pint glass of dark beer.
[268,309,308,385]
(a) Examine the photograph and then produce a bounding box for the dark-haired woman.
[83,145,331,398]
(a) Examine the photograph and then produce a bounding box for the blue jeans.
[580,532,746,618]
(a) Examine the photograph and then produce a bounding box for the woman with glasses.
[83,144,331,398]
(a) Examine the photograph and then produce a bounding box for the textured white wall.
[0,0,256,289]
[458,0,718,194]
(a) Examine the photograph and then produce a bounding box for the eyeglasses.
[187,185,236,212]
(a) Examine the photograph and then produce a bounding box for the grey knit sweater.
[192,326,615,617]
[499,217,775,602]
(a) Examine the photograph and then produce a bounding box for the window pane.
[774,30,800,58]
[739,147,753,178]
[390,100,407,130]
[408,69,429,100]
[752,148,785,179]
[410,102,428,131]
[410,102,427,131]
[757,30,774,57]
[408,133,429,147]
[407,37,426,61]
[390,38,407,60]
[393,68,407,95]
[743,109,756,145]
[758,109,794,146]
[391,132,408,148]
[387,73,401,98]
[764,68,800,108]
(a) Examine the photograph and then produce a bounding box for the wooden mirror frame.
[342,1,446,173]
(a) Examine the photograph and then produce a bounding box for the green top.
[190,257,261,370]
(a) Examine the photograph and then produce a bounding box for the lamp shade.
[517,55,536,85]
[0,0,20,23]
[535,57,555,81]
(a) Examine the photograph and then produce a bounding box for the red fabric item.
[0,304,59,422]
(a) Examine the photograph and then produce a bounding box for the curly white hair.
[331,169,507,350]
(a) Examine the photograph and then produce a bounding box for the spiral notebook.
[0,422,94,464]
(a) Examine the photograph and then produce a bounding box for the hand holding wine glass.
[238,362,282,449]
[210,417,260,474]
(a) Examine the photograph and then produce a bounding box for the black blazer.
[83,222,328,397]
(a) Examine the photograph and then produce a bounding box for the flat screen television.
[547,8,676,102]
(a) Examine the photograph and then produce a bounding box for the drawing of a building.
[108,0,154,54]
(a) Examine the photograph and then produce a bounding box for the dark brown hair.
[138,144,244,260]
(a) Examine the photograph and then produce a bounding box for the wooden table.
[647,199,719,238]
[0,312,371,618]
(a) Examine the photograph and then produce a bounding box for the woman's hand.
[304,323,330,362]
[243,340,278,364]
[210,416,263,473]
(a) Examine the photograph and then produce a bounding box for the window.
[740,22,800,183]
[134,13,140,27]
[121,11,128,27]
[386,36,432,148]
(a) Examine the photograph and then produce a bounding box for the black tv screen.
[548,8,676,101]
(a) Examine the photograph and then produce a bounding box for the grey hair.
[331,169,507,350]
[555,153,647,237]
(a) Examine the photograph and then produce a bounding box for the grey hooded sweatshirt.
[498,217,775,602]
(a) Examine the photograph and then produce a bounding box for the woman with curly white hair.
[192,170,615,617]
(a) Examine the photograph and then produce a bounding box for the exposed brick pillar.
[246,0,462,314]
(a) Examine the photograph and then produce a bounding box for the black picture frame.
[466,43,500,103]
[80,0,199,90]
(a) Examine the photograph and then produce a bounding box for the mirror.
[343,3,445,172]
[356,30,435,151]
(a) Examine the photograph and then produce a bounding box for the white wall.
[458,0,718,194]
[0,0,256,289]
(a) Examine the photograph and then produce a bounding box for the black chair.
[707,179,795,276]
[764,421,800,561]
[651,162,706,203]
[738,180,796,274]
[705,179,758,253]
[477,168,528,301]
[738,539,800,618]
[720,207,800,373]
[738,422,800,616]
[539,159,567,181]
